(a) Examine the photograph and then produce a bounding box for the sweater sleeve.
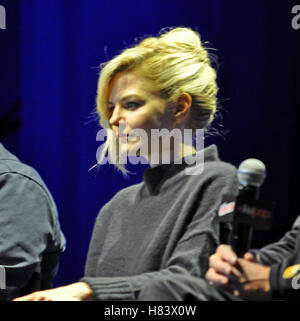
[249,216,300,266]
[81,164,239,301]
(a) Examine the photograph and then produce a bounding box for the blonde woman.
[15,27,238,301]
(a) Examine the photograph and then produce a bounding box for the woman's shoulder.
[183,144,237,179]
[205,159,237,175]
[99,180,145,212]
[114,181,144,199]
[182,160,238,193]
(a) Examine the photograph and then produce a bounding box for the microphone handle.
[231,184,258,257]
[232,223,253,257]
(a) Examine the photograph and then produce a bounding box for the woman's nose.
[109,105,123,127]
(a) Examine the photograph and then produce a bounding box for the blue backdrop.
[0,0,299,286]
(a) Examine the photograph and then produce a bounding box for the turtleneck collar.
[143,144,219,195]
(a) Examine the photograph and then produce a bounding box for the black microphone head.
[237,158,266,188]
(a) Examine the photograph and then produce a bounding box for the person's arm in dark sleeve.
[0,172,65,299]
[250,216,300,266]
[81,165,239,301]
[269,233,300,300]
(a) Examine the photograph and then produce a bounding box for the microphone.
[218,158,275,257]
[231,159,267,257]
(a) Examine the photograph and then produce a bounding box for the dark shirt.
[247,215,300,299]
[250,216,300,266]
[267,216,300,300]
[0,143,66,300]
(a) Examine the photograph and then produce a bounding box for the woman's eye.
[125,101,141,109]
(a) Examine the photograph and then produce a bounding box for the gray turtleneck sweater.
[81,145,239,300]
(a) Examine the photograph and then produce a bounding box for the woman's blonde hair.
[95,27,218,173]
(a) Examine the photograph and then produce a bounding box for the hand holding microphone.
[206,243,271,300]
[211,158,267,285]
[208,158,275,292]
[206,244,257,286]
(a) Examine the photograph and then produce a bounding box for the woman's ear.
[173,93,192,126]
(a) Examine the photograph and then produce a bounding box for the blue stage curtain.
[0,0,298,286]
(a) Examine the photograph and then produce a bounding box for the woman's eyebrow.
[123,95,145,102]
[109,94,144,105]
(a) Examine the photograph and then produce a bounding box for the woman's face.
[108,71,176,160]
